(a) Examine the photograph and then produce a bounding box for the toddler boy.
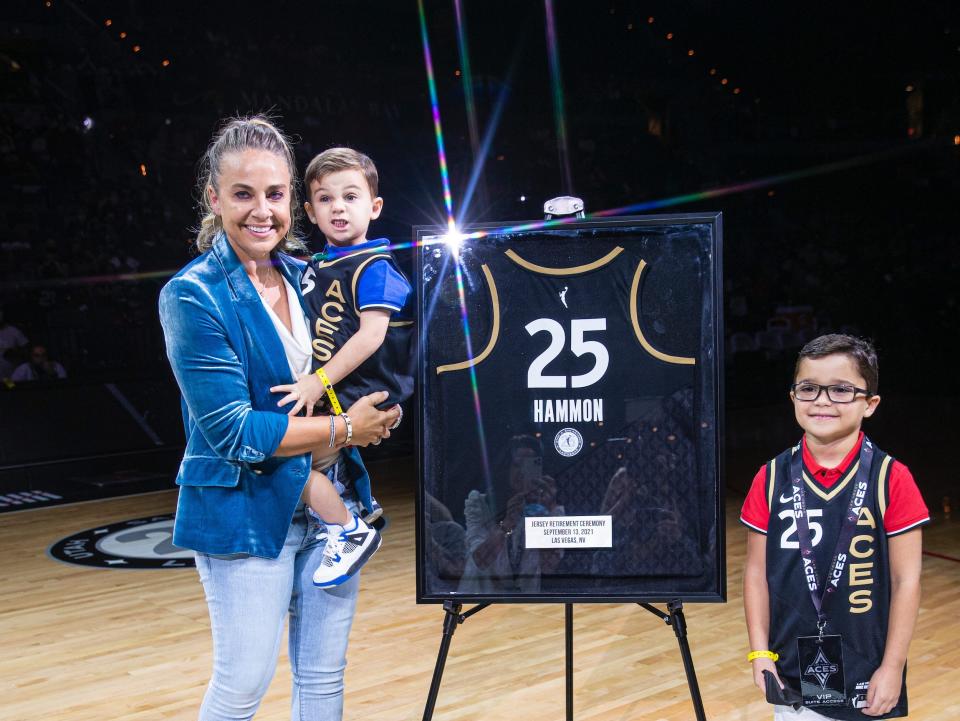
[272,148,413,588]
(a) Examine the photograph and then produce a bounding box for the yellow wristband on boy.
[747,650,779,663]
[314,367,343,415]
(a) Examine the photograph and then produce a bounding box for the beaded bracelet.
[339,412,353,445]
[389,405,403,430]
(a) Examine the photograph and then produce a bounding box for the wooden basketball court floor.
[3,459,958,721]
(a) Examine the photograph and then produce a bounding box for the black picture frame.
[415,213,725,604]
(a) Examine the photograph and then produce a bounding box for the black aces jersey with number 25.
[425,239,701,533]
[433,242,696,464]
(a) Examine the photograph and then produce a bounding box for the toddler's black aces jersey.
[301,247,414,409]
[421,232,719,594]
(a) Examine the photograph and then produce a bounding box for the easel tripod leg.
[422,601,463,721]
[565,603,573,721]
[667,600,707,721]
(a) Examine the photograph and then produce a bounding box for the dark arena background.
[2,2,959,720]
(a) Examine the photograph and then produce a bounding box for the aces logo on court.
[48,514,194,569]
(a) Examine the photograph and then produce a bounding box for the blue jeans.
[195,500,360,721]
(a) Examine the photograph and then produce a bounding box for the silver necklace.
[255,267,280,296]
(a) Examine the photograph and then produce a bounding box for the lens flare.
[449,141,930,241]
[453,0,480,164]
[443,230,467,258]
[452,257,494,493]
[456,58,516,227]
[544,0,573,194]
[417,0,492,495]
[416,0,456,228]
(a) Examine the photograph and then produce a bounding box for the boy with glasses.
[741,334,928,720]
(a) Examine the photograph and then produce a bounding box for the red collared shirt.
[740,432,929,536]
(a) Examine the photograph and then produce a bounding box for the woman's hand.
[345,391,399,446]
[271,373,326,416]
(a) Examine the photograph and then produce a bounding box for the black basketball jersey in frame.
[434,243,695,460]
[423,236,715,595]
[763,438,907,720]
[301,244,414,409]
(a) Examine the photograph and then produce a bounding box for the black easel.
[421,601,489,721]
[638,600,708,721]
[421,599,708,721]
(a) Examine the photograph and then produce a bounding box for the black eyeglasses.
[791,383,871,403]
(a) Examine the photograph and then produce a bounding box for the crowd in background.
[2,2,958,399]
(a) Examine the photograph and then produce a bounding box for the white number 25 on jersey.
[526,318,609,389]
[777,508,824,549]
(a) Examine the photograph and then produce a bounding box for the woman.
[159,116,399,720]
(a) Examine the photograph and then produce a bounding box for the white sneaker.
[312,516,381,588]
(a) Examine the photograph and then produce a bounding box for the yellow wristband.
[314,367,343,415]
[747,650,779,663]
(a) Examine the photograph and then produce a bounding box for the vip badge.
[797,635,846,707]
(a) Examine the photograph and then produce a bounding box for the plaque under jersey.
[415,214,724,603]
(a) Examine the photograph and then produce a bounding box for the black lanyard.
[789,437,874,638]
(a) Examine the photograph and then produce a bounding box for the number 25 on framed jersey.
[415,213,724,603]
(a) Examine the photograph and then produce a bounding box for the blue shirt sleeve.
[357,259,412,313]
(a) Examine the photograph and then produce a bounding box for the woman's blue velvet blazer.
[159,233,371,558]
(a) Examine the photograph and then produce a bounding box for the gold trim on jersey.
[389,320,414,327]
[803,460,860,502]
[877,454,893,520]
[435,263,500,375]
[629,260,697,366]
[314,246,388,268]
[350,254,394,316]
[503,246,625,275]
[766,457,777,511]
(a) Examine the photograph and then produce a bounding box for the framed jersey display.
[415,214,724,603]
